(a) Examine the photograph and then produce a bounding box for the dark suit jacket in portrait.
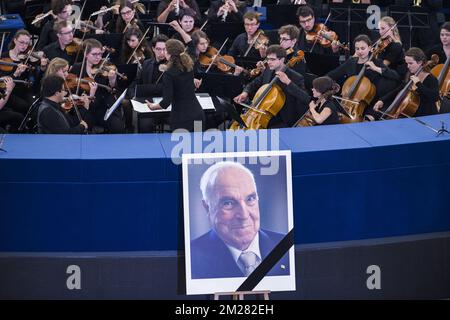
[190,229,290,279]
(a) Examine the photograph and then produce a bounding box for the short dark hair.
[266,45,286,59]
[353,34,372,47]
[278,25,300,40]
[441,22,450,33]
[296,5,314,18]
[405,47,427,64]
[243,11,260,23]
[152,34,169,47]
[51,0,73,15]
[42,74,65,98]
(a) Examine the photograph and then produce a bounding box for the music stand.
[328,3,370,54]
[215,96,247,129]
[304,52,340,77]
[197,72,244,99]
[105,89,127,121]
[389,5,429,50]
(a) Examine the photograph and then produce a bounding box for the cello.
[229,66,287,130]
[431,54,450,111]
[380,54,440,120]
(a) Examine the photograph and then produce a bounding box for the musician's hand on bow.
[331,40,340,53]
[309,100,317,112]
[256,60,266,71]
[146,100,162,110]
[234,92,248,104]
[233,66,244,76]
[365,61,382,74]
[13,64,28,77]
[80,93,90,109]
[275,70,291,85]
[410,75,420,85]
[107,69,117,87]
[4,77,15,94]
[373,100,383,112]
[194,78,202,90]
[88,81,98,97]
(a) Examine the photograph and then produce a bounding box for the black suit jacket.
[128,58,164,98]
[190,229,291,279]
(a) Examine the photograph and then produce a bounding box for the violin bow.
[205,38,229,73]
[75,47,88,96]
[23,40,38,66]
[126,26,151,64]
[74,0,88,63]
[310,12,331,53]
[244,30,263,58]
[63,80,83,123]
[199,19,208,31]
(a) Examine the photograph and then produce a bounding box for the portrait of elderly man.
[190,161,290,279]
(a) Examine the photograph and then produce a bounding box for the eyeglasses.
[16,40,30,46]
[279,37,291,42]
[59,30,73,36]
[299,17,313,24]
[121,10,133,16]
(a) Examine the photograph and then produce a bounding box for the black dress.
[377,42,407,79]
[159,66,205,132]
[315,99,340,126]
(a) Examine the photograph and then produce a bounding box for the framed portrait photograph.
[182,150,295,295]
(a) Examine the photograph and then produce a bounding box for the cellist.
[233,45,310,128]
[426,22,450,66]
[326,34,400,120]
[374,47,440,117]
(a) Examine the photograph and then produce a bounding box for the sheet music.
[131,94,215,113]
[104,89,127,121]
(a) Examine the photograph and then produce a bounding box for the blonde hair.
[45,57,69,78]
[165,39,193,72]
[380,16,401,44]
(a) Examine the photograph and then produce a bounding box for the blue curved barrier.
[1,114,450,252]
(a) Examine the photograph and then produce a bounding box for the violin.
[0,77,32,88]
[199,47,249,75]
[65,73,115,93]
[431,54,450,100]
[92,60,128,80]
[306,24,348,51]
[244,31,269,57]
[65,38,83,56]
[17,46,45,64]
[372,37,392,59]
[287,49,305,68]
[62,94,95,111]
[0,57,34,73]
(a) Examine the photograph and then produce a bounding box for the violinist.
[37,74,88,134]
[44,57,96,128]
[43,21,79,65]
[146,39,205,132]
[119,27,153,65]
[376,16,407,79]
[0,77,23,133]
[128,35,169,132]
[374,47,439,118]
[278,25,306,75]
[327,34,400,119]
[115,0,145,33]
[207,0,245,23]
[36,0,74,50]
[70,39,125,133]
[0,30,36,115]
[156,0,202,24]
[306,76,341,126]
[233,45,310,128]
[296,6,339,55]
[228,11,268,60]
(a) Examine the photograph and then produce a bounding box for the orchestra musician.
[36,0,74,50]
[37,74,88,134]
[296,5,339,55]
[326,34,400,120]
[0,30,37,116]
[207,0,245,23]
[374,47,440,117]
[171,8,199,43]
[127,34,169,132]
[115,0,145,33]
[156,0,202,24]
[0,77,23,133]
[70,39,125,133]
[43,21,79,65]
[426,22,450,65]
[119,27,153,65]
[233,45,310,128]
[278,24,306,75]
[376,16,407,79]
[228,11,268,60]
[146,39,205,132]
[305,76,341,126]
[44,57,96,128]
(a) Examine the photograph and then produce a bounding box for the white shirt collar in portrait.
[226,232,262,266]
